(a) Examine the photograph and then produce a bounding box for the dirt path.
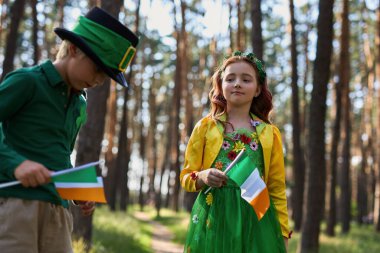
[134,211,184,253]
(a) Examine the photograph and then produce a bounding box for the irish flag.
[52,162,107,203]
[227,153,270,220]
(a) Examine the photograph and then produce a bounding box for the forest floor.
[73,205,380,253]
[134,211,183,253]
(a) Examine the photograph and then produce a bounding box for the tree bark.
[339,0,351,234]
[1,0,26,81]
[72,1,122,249]
[374,0,380,232]
[104,84,117,209]
[228,0,234,52]
[357,1,375,226]
[326,76,342,236]
[236,0,242,50]
[298,0,335,252]
[251,0,263,59]
[289,0,305,232]
[31,0,39,65]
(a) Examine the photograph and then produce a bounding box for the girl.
[180,51,290,253]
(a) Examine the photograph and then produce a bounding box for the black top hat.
[54,7,139,87]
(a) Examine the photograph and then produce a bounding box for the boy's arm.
[0,73,33,180]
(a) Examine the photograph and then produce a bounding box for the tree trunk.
[0,0,10,50]
[301,3,311,135]
[1,0,26,81]
[236,0,242,50]
[251,0,263,59]
[104,83,117,209]
[31,0,39,65]
[326,78,342,236]
[118,87,131,211]
[374,0,380,232]
[228,0,234,52]
[147,76,158,203]
[156,101,173,216]
[289,0,305,232]
[339,0,351,234]
[120,0,140,211]
[72,1,122,249]
[169,0,186,212]
[297,0,334,252]
[73,80,111,250]
[357,2,375,226]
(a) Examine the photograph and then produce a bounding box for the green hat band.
[73,16,136,72]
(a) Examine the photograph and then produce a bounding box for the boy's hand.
[74,201,95,216]
[14,160,52,187]
[198,168,228,188]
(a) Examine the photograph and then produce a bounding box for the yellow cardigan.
[180,114,290,238]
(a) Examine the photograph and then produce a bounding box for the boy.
[0,7,139,252]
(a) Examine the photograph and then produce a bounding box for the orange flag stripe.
[56,187,107,203]
[249,187,270,220]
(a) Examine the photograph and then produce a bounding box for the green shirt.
[0,60,87,207]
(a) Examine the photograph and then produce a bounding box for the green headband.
[73,16,136,71]
[226,51,267,84]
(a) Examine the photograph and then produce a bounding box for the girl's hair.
[208,52,273,124]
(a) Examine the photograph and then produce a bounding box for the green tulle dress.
[184,127,286,253]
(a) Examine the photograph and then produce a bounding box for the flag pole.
[204,148,245,194]
[0,161,102,189]
[51,161,102,177]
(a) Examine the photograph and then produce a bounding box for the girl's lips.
[231,91,244,95]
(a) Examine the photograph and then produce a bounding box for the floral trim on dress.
[206,193,213,206]
[204,120,264,213]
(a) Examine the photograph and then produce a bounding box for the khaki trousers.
[0,198,73,253]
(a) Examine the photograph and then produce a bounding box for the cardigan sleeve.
[267,126,290,238]
[180,118,208,192]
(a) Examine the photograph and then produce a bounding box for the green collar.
[40,60,64,87]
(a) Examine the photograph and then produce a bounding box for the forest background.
[0,0,379,252]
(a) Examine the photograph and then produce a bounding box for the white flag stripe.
[55,177,103,188]
[240,169,266,203]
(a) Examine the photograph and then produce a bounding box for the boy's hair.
[208,52,273,124]
[55,40,85,60]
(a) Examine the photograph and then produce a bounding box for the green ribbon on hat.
[73,16,136,71]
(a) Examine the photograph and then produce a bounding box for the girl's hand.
[74,201,96,216]
[198,168,228,188]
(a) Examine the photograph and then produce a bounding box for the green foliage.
[74,206,380,253]
[73,206,153,253]
[288,223,380,253]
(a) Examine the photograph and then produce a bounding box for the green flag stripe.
[52,166,98,183]
[227,154,256,186]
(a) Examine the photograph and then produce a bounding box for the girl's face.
[221,61,261,108]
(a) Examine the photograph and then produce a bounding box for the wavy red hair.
[208,56,273,124]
